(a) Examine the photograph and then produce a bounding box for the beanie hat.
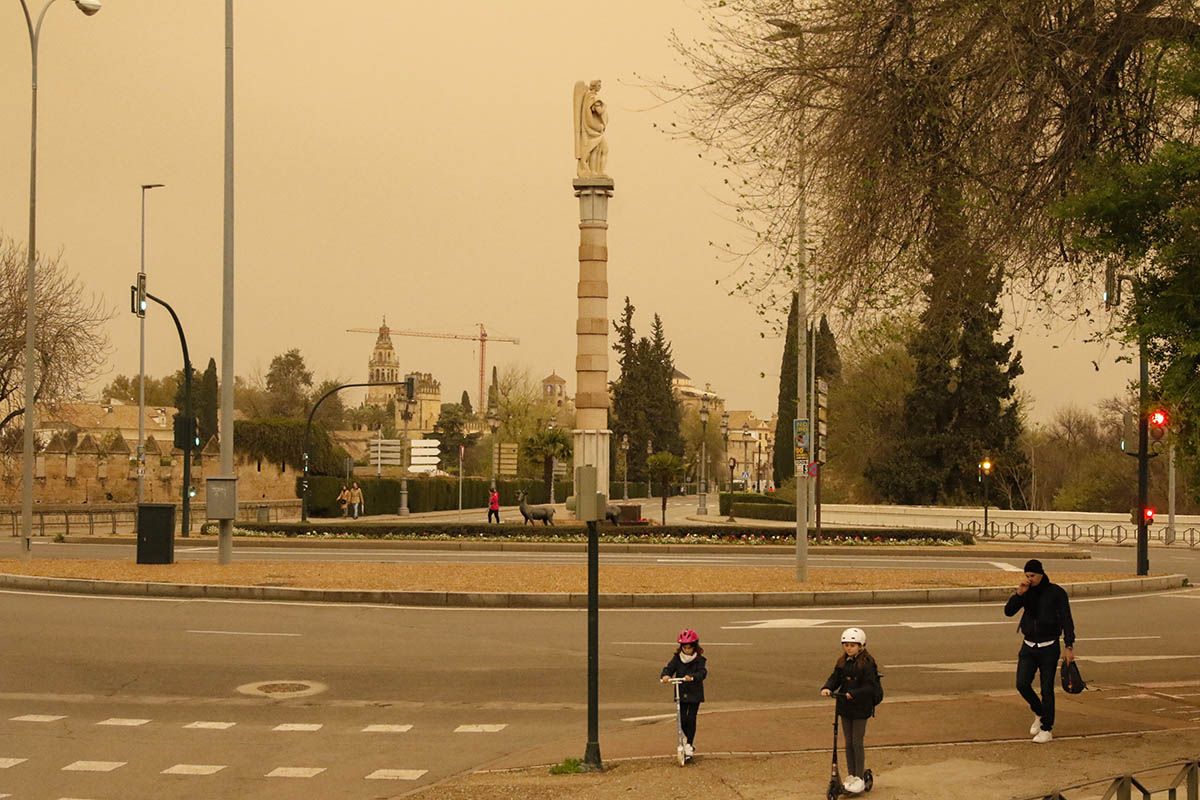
[1023,559,1045,575]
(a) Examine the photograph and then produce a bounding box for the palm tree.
[647,451,684,526]
[524,427,573,496]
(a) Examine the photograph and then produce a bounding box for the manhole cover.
[237,680,327,699]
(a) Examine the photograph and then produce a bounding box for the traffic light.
[1144,506,1156,525]
[187,484,197,499]
[173,415,199,450]
[1149,408,1169,442]
[133,273,147,317]
[405,375,416,401]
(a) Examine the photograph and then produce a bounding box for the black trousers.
[841,716,868,777]
[488,509,500,523]
[1016,641,1060,730]
[679,702,699,745]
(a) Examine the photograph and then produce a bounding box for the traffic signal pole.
[1136,330,1150,576]
[145,292,192,537]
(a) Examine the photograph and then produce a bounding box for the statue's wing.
[573,80,586,158]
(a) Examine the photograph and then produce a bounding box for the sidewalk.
[410,687,1200,799]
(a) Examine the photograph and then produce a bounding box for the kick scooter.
[826,692,873,799]
[666,677,691,766]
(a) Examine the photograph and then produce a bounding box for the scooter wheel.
[863,770,873,792]
[676,747,686,767]
[826,783,841,800]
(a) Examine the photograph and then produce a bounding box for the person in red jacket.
[487,488,501,524]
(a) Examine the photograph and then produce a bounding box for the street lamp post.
[16,0,102,561]
[726,457,737,523]
[547,421,557,505]
[646,439,653,500]
[697,399,709,514]
[756,438,763,493]
[620,433,629,501]
[720,411,729,493]
[741,421,751,491]
[399,398,413,515]
[979,458,993,535]
[135,182,165,508]
[766,17,811,580]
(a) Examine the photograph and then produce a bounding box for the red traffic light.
[1149,409,1168,427]
[1143,507,1156,524]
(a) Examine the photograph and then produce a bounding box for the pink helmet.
[677,629,700,645]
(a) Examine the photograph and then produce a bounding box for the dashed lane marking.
[362,724,413,733]
[612,641,751,646]
[0,758,27,768]
[187,630,301,637]
[267,766,326,778]
[272,723,323,732]
[367,769,428,780]
[97,718,149,726]
[185,721,236,730]
[10,714,64,722]
[455,724,507,733]
[62,760,125,772]
[987,562,1024,572]
[162,764,227,775]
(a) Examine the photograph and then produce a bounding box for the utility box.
[205,476,238,520]
[575,466,607,522]
[618,504,642,524]
[136,503,175,565]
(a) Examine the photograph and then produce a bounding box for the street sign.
[796,459,809,476]
[409,455,441,466]
[411,439,440,449]
[408,464,438,474]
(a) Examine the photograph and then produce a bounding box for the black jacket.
[661,653,707,704]
[1003,578,1075,647]
[822,656,880,719]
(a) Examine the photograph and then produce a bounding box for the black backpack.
[875,670,885,704]
[1061,660,1086,694]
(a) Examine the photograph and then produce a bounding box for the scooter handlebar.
[664,677,688,685]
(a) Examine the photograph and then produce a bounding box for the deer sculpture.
[517,491,555,526]
[605,504,621,526]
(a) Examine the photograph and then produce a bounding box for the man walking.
[1004,559,1076,743]
[349,482,364,519]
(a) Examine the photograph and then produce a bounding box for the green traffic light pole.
[301,381,401,523]
[145,291,193,537]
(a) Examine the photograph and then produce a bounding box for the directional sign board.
[369,438,405,467]
[408,464,438,474]
[409,455,441,465]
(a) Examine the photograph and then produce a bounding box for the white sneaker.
[1032,729,1053,744]
[844,776,866,794]
[684,743,695,757]
[1030,716,1043,735]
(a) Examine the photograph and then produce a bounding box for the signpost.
[369,438,406,476]
[409,439,441,475]
[498,442,519,478]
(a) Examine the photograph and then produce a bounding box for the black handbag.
[1061,659,1086,694]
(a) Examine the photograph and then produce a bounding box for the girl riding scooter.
[660,628,707,759]
[821,627,881,795]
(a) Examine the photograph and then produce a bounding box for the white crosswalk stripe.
[10,714,65,722]
[267,766,325,778]
[362,724,413,733]
[98,718,150,727]
[0,758,26,769]
[272,723,323,732]
[366,769,428,780]
[62,760,125,772]
[162,764,226,775]
[455,724,507,733]
[185,720,236,729]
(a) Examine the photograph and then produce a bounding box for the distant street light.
[16,0,102,561]
[719,410,729,492]
[978,457,994,535]
[487,407,501,487]
[697,398,710,515]
[620,433,629,501]
[646,439,653,500]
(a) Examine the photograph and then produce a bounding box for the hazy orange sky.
[1,1,1134,424]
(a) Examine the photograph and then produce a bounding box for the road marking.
[62,761,125,772]
[185,721,236,730]
[362,724,413,733]
[187,629,301,637]
[366,769,428,780]
[723,618,860,630]
[987,561,1023,572]
[1078,636,1161,642]
[455,724,507,733]
[889,655,1200,673]
[267,766,325,778]
[162,764,226,775]
[0,758,27,768]
[10,714,64,722]
[98,717,149,726]
[273,723,323,731]
[622,712,677,722]
[612,641,752,646]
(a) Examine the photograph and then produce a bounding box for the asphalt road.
[2,574,1200,798]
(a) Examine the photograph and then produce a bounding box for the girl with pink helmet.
[659,628,708,758]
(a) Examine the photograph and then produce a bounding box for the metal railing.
[958,519,1200,548]
[1025,757,1199,800]
[4,500,302,537]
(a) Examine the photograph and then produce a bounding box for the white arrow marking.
[722,619,861,630]
[889,655,1200,673]
[988,561,1024,572]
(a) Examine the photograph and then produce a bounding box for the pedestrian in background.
[1005,558,1076,743]
[336,485,350,517]
[659,628,707,758]
[487,488,501,524]
[821,627,881,795]
[349,482,364,519]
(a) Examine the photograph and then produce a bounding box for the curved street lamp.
[16,0,102,560]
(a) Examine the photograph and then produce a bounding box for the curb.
[58,536,1091,559]
[0,572,1183,608]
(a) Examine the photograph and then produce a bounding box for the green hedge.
[229,520,972,544]
[719,492,790,515]
[296,476,577,517]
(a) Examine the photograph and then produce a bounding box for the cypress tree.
[773,293,799,486]
[647,314,683,457]
[198,358,219,442]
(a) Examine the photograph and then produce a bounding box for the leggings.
[488,509,500,523]
[679,702,699,745]
[841,716,868,777]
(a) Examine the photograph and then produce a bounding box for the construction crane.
[346,322,519,414]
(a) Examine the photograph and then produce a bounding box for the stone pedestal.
[573,177,614,494]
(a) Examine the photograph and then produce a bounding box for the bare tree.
[0,237,111,438]
[655,1,1200,317]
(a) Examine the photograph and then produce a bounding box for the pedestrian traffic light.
[1144,506,1156,525]
[136,273,147,317]
[192,416,201,448]
[405,375,416,401]
[173,414,198,450]
[187,484,197,498]
[1149,408,1169,442]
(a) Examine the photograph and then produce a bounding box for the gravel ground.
[0,559,1126,592]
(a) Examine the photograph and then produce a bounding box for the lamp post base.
[399,478,410,516]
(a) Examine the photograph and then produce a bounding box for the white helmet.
[841,627,866,645]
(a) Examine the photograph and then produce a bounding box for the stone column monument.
[572,79,613,496]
